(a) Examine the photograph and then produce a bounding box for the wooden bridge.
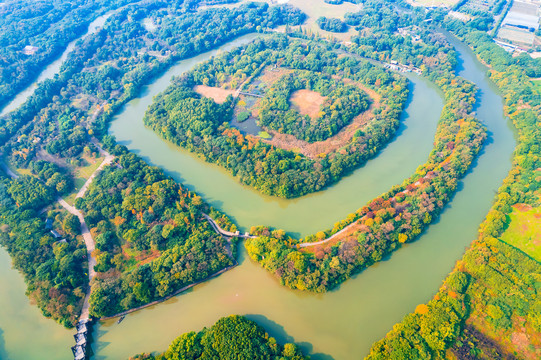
[237,91,263,98]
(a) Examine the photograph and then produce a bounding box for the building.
[22,45,38,55]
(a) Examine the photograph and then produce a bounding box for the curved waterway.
[89,33,514,359]
[0,11,115,117]
[0,33,515,359]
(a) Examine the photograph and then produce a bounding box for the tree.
[63,214,81,236]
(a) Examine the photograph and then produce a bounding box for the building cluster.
[498,0,541,46]
[384,60,423,75]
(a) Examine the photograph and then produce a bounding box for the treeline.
[1,0,306,166]
[130,315,309,360]
[245,9,487,291]
[145,36,407,198]
[316,16,348,33]
[77,150,234,318]
[258,70,370,142]
[0,0,135,107]
[365,4,541,360]
[0,172,87,328]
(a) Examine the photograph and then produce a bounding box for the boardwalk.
[237,91,263,98]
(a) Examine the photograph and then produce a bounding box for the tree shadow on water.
[244,314,334,360]
[0,327,9,359]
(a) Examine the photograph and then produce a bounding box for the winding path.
[298,219,360,248]
[61,140,114,321]
[202,213,256,239]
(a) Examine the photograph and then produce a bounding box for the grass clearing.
[64,155,105,205]
[258,131,272,139]
[290,89,327,118]
[500,204,541,261]
[194,85,236,104]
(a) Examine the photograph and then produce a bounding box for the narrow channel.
[108,34,444,238]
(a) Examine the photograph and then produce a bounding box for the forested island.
[0,0,539,359]
[144,36,407,198]
[130,315,309,360]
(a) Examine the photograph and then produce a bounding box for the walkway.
[298,219,361,248]
[57,199,96,321]
[202,213,256,239]
[76,140,114,199]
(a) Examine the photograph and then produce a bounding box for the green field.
[500,204,541,261]
[532,79,541,94]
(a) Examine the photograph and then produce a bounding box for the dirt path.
[69,140,114,321]
[76,141,114,199]
[298,219,360,249]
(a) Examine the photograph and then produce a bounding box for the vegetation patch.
[79,153,235,318]
[500,203,541,261]
[258,70,370,142]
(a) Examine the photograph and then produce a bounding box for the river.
[0,32,514,360]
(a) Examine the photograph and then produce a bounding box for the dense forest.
[0,0,305,325]
[365,5,541,359]
[144,36,407,198]
[0,0,306,154]
[78,151,235,318]
[130,315,309,360]
[316,16,348,33]
[0,0,137,108]
[0,169,87,327]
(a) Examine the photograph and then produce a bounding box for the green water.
[0,32,515,360]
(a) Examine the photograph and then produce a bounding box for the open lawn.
[290,89,327,119]
[194,85,236,103]
[64,156,105,205]
[500,203,541,261]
